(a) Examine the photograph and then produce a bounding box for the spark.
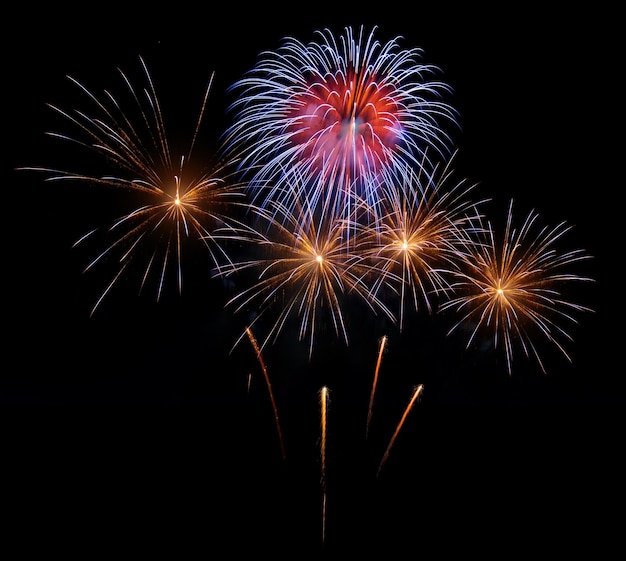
[441,199,595,375]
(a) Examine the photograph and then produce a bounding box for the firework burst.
[440,199,595,375]
[20,56,247,314]
[216,174,397,359]
[222,25,458,222]
[350,151,486,331]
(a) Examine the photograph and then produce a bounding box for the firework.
[217,174,397,359]
[246,326,286,461]
[366,335,388,439]
[319,385,330,544]
[441,199,595,375]
[20,56,247,314]
[222,25,458,222]
[351,151,485,331]
[377,384,423,478]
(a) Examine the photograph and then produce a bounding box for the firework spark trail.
[377,384,424,478]
[245,327,286,462]
[440,199,595,375]
[222,25,459,224]
[366,335,388,439]
[19,56,248,314]
[319,385,330,544]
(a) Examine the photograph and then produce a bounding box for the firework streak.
[319,386,330,543]
[246,327,286,461]
[366,335,388,439]
[377,384,424,478]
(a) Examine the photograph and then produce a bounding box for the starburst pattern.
[440,199,594,374]
[17,27,596,386]
[20,56,247,314]
[222,25,458,223]
[350,151,485,331]
[217,175,397,358]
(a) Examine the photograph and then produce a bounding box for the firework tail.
[366,335,388,439]
[377,384,424,478]
[245,327,286,462]
[319,386,329,544]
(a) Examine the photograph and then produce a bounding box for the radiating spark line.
[377,384,424,478]
[246,326,286,462]
[366,335,388,439]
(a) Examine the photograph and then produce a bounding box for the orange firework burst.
[20,56,247,314]
[351,152,485,331]
[217,175,396,358]
[441,199,595,375]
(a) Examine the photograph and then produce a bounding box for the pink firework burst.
[289,65,405,176]
[222,25,458,221]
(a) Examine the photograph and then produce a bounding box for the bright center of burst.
[315,254,323,264]
[174,195,181,206]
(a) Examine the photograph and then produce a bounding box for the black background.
[4,3,624,556]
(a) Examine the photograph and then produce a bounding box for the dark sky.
[4,3,623,556]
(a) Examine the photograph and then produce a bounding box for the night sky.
[4,3,623,556]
